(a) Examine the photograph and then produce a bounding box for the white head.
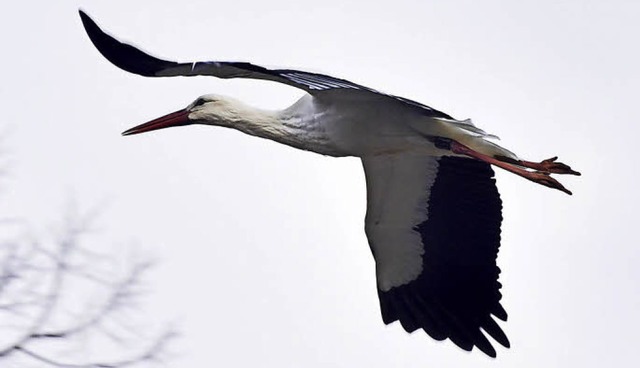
[122,94,260,136]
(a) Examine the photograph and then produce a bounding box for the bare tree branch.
[14,329,176,368]
[0,136,174,367]
[0,205,174,367]
[32,260,154,341]
[0,235,68,357]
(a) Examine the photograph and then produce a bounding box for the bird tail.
[434,118,500,140]
[412,117,519,160]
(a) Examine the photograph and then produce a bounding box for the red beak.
[122,109,192,136]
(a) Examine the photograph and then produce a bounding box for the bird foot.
[520,157,581,176]
[520,171,573,195]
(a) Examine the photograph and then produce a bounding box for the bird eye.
[193,98,207,107]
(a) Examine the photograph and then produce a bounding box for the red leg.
[450,141,575,195]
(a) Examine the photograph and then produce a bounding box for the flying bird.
[79,10,579,357]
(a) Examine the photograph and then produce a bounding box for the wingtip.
[78,9,94,30]
[77,10,178,77]
[78,8,103,47]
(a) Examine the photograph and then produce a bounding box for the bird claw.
[525,171,573,195]
[538,157,581,176]
[495,154,581,176]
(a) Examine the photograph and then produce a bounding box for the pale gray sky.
[2,0,639,366]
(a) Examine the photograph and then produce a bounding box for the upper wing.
[362,153,508,357]
[79,11,451,119]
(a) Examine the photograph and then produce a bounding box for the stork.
[79,10,579,357]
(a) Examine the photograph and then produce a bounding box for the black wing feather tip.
[493,304,508,321]
[402,294,447,339]
[394,297,421,333]
[482,317,511,348]
[473,331,497,358]
[79,10,176,77]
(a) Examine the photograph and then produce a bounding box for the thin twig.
[15,330,176,368]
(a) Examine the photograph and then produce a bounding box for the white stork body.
[80,10,579,358]
[190,91,514,159]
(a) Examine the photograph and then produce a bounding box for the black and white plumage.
[79,10,579,357]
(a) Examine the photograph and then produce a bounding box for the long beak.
[122,109,192,136]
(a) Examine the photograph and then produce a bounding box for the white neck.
[200,96,344,156]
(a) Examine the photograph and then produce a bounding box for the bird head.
[122,94,238,136]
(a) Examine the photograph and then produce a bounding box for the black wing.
[363,154,508,357]
[79,10,451,119]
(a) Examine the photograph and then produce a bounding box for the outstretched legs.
[449,141,581,195]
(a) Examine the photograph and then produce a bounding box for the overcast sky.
[2,0,639,366]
